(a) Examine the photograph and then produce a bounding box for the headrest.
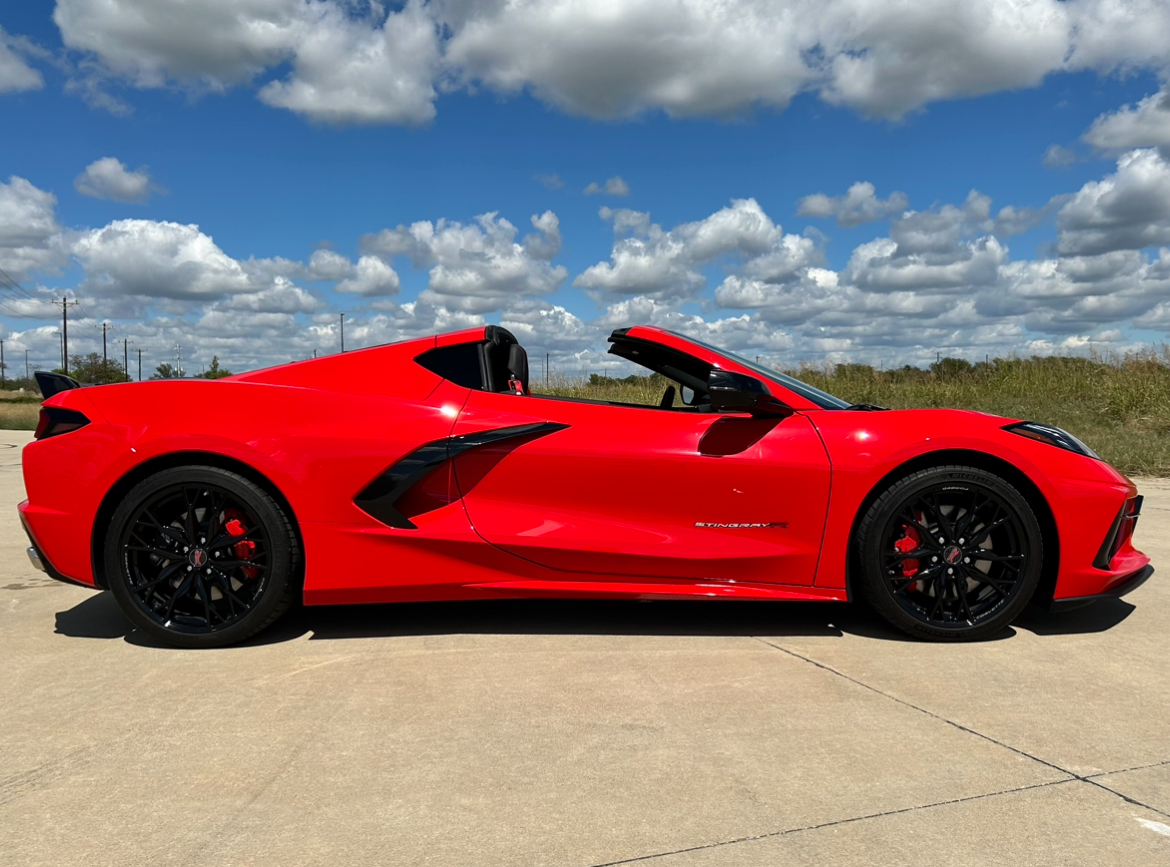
[506,344,528,393]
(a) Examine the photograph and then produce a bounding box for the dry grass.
[0,400,39,430]
[535,373,675,406]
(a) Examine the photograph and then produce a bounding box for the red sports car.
[20,325,1151,647]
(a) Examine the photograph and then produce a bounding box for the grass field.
[6,351,1170,475]
[539,350,1170,477]
[0,391,40,431]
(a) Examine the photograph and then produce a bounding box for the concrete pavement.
[2,427,1168,866]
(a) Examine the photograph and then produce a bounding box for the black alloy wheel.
[104,466,299,648]
[856,465,1043,641]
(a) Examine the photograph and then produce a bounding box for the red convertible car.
[20,325,1151,647]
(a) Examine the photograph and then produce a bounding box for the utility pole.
[102,322,108,378]
[50,296,78,374]
[123,339,129,382]
[546,352,549,387]
[137,348,145,381]
[340,313,345,352]
[174,344,182,378]
[25,349,30,381]
[1,339,5,388]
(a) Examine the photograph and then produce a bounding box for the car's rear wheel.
[855,465,1043,641]
[104,466,299,648]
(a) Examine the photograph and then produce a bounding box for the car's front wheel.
[855,465,1043,641]
[104,466,299,648]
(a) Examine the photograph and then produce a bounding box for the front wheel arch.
[91,451,304,592]
[845,449,1059,609]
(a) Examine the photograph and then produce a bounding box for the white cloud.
[446,0,1077,121]
[256,0,440,125]
[53,0,304,87]
[584,176,630,196]
[798,182,908,226]
[814,0,1071,118]
[72,219,268,299]
[576,198,812,301]
[0,177,66,277]
[55,0,440,125]
[534,173,565,190]
[1056,149,1170,256]
[989,198,1069,237]
[306,248,354,281]
[360,210,567,313]
[1083,85,1170,157]
[1042,144,1077,168]
[500,301,595,357]
[844,235,1007,293]
[715,268,843,322]
[336,255,401,295]
[48,0,1170,126]
[0,26,43,93]
[219,279,321,313]
[74,157,159,203]
[1063,0,1170,76]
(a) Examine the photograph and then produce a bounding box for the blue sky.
[3,1,1170,376]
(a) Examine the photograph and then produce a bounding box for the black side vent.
[354,422,569,529]
[1092,496,1143,570]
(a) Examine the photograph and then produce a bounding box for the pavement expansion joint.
[585,779,1076,867]
[752,637,1170,821]
[1084,757,1170,778]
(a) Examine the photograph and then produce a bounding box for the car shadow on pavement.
[52,590,1134,648]
[297,599,858,642]
[1015,597,1136,635]
[54,591,135,639]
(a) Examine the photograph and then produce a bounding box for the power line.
[0,267,37,300]
[0,297,26,317]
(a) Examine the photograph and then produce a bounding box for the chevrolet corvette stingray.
[20,325,1151,647]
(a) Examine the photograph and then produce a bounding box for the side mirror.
[707,369,793,418]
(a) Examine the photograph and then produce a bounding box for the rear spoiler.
[34,371,84,400]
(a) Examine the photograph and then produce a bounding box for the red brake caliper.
[222,509,258,580]
[894,521,921,590]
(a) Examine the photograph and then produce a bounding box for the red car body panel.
[452,391,830,584]
[19,325,1149,613]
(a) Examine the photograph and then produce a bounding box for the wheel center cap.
[189,548,208,568]
[943,545,963,565]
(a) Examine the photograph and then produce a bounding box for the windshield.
[663,331,852,409]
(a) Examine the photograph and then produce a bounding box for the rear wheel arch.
[91,451,303,591]
[844,449,1059,608]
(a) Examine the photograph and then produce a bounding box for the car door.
[450,390,831,585]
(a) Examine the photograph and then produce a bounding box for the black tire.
[855,465,1043,641]
[103,466,299,648]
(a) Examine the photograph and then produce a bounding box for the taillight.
[34,407,90,440]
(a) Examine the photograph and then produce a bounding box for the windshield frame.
[661,330,852,410]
